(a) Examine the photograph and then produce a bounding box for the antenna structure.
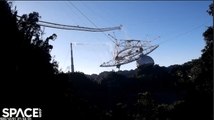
[100,34,159,69]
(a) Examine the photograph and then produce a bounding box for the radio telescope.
[100,34,159,69]
[136,54,154,67]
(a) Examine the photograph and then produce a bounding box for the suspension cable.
[67,1,120,43]
[158,24,205,45]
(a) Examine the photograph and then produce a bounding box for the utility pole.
[70,43,74,73]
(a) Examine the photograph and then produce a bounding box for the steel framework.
[100,35,159,68]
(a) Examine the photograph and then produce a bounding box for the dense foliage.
[0,1,212,120]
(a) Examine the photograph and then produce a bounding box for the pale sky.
[13,1,212,74]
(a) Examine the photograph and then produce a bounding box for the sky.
[12,1,212,75]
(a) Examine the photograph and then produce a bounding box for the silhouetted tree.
[0,1,69,120]
[1,1,212,120]
[170,3,213,120]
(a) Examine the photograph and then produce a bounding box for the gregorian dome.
[136,54,154,67]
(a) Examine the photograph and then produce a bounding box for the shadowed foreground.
[0,1,213,120]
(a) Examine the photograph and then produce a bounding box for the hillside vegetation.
[0,1,212,120]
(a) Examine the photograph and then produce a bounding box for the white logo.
[1,108,42,119]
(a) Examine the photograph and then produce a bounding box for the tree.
[207,3,213,16]
[172,3,213,120]
[0,1,69,119]
[132,92,156,120]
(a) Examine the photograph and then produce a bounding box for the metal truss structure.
[100,34,159,69]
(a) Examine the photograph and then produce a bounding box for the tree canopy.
[0,1,212,120]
